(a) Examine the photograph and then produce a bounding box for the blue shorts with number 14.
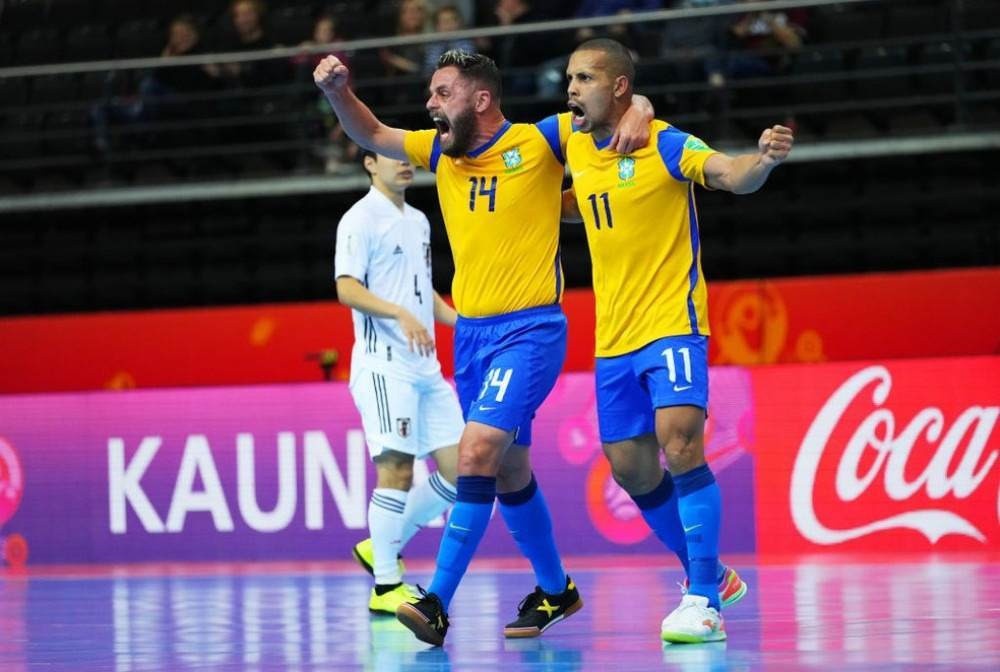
[454,305,567,447]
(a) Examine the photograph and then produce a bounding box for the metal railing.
[0,0,997,212]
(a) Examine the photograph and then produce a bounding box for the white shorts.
[349,366,464,460]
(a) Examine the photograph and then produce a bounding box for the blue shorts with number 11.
[454,305,567,447]
[595,334,709,443]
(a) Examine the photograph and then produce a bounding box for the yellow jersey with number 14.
[567,119,717,357]
[403,114,573,318]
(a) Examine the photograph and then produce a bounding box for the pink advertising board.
[0,372,757,564]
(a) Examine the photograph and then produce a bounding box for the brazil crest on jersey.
[567,119,717,357]
[403,113,574,317]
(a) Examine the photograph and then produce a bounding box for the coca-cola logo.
[0,436,24,528]
[791,365,998,545]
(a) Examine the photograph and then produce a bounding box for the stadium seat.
[814,5,885,43]
[886,110,941,135]
[268,5,315,46]
[44,108,92,154]
[0,32,13,66]
[854,45,911,99]
[3,0,47,29]
[114,19,163,58]
[962,0,1000,31]
[818,113,878,140]
[46,0,94,29]
[0,175,21,195]
[15,28,61,65]
[131,161,178,186]
[63,24,112,62]
[886,5,945,38]
[0,76,29,107]
[29,73,80,104]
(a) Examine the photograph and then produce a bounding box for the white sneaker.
[660,594,726,644]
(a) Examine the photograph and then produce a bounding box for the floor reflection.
[0,557,997,670]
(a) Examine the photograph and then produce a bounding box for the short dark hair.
[434,4,462,22]
[575,38,635,85]
[436,49,502,100]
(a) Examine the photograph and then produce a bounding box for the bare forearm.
[726,153,775,194]
[561,189,583,223]
[322,87,406,159]
[433,292,457,327]
[336,277,400,319]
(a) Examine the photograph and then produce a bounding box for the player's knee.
[660,432,704,472]
[457,437,503,476]
[374,450,415,489]
[431,444,459,484]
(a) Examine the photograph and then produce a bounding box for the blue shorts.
[595,334,709,443]
[454,305,567,446]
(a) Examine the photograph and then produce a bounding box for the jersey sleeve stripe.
[684,183,702,335]
[535,114,565,164]
[429,135,442,173]
[657,128,690,183]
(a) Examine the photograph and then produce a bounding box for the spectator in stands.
[574,0,664,49]
[379,0,429,76]
[293,13,358,174]
[492,0,572,95]
[209,0,289,90]
[659,0,734,90]
[423,5,476,76]
[709,1,806,84]
[91,14,218,153]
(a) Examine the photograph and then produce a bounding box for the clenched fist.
[314,55,350,93]
[758,125,794,168]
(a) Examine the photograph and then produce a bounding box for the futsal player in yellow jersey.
[314,49,655,646]
[563,39,793,644]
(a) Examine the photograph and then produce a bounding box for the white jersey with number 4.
[335,186,439,382]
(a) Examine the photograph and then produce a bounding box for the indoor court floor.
[1,554,997,671]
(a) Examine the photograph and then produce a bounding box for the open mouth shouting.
[431,114,452,143]
[568,100,587,128]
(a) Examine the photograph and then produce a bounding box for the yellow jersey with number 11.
[567,119,717,357]
[404,113,574,318]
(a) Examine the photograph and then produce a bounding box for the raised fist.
[313,55,350,93]
[758,124,794,168]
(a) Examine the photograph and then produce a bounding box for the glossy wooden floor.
[1,555,998,670]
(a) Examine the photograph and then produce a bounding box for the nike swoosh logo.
[478,405,497,411]
[673,385,693,392]
[449,523,471,531]
[683,524,702,533]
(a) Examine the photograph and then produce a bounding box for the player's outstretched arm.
[609,93,655,154]
[314,55,408,160]
[561,187,583,223]
[433,292,458,328]
[336,276,435,355]
[704,124,794,194]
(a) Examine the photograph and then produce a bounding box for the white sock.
[368,488,407,585]
[401,471,457,547]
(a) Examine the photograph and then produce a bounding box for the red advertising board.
[0,268,997,393]
[752,356,999,554]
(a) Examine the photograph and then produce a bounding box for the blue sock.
[497,474,567,595]
[631,471,689,575]
[428,475,495,609]
[674,464,722,610]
